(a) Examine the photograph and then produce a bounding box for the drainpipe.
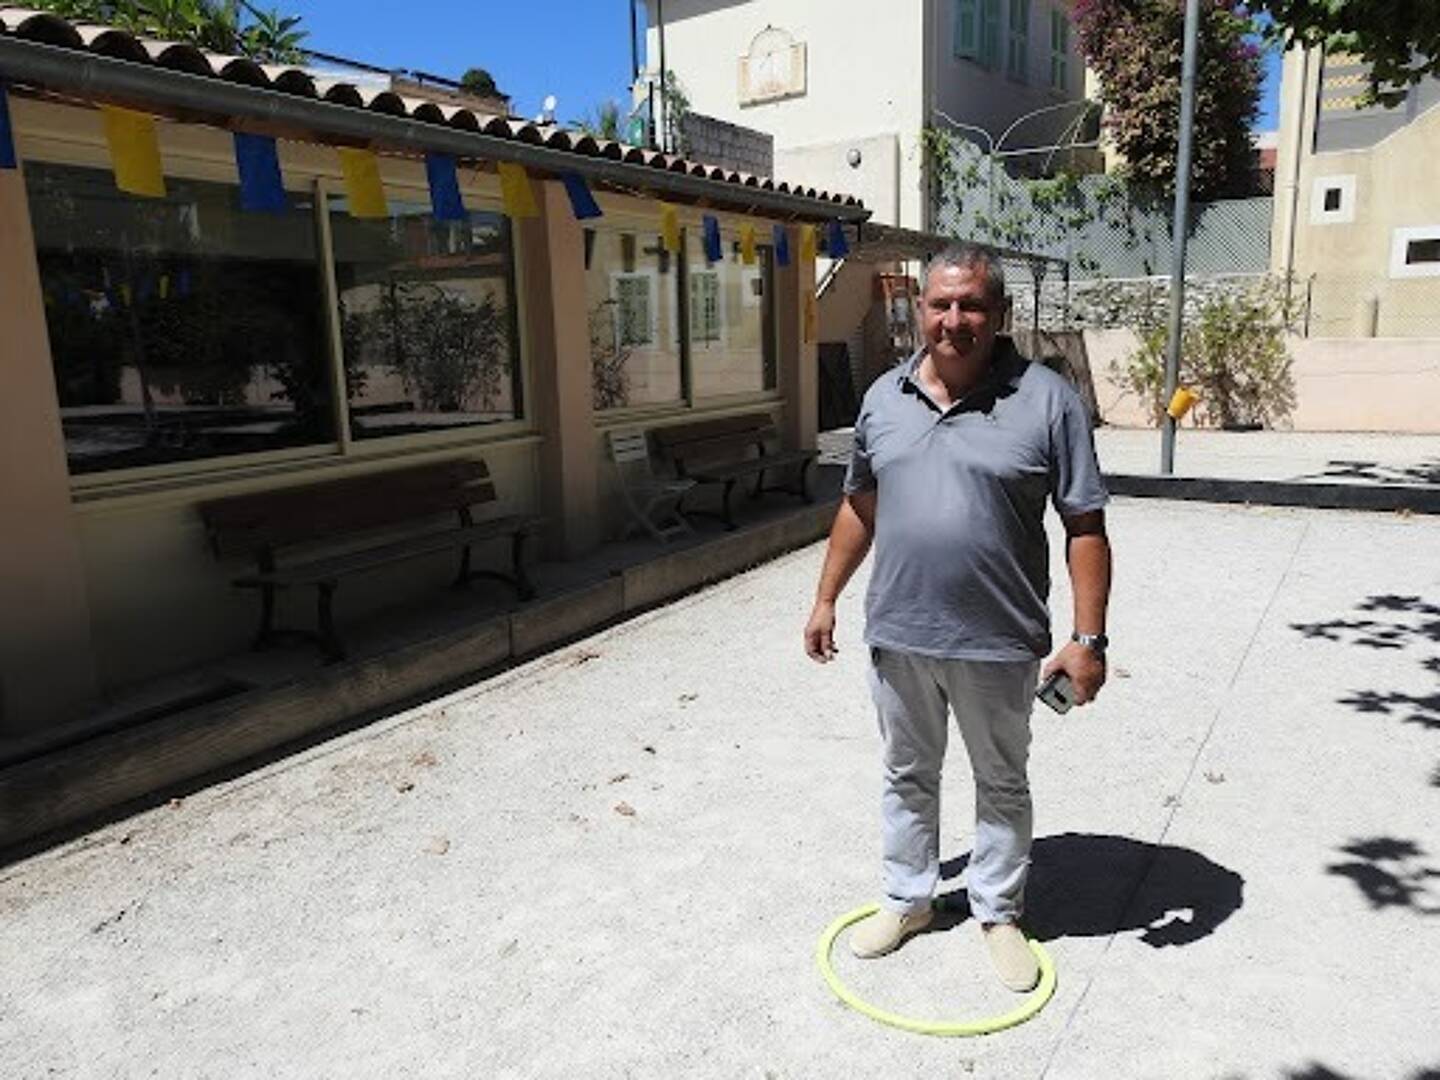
[1279,47,1312,306]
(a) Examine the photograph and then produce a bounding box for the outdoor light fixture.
[846,147,862,168]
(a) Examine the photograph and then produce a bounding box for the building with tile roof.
[0,7,866,737]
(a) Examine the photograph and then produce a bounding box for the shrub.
[1112,278,1296,429]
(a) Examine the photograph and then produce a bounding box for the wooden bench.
[200,459,541,662]
[651,414,817,530]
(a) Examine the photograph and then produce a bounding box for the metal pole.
[1160,0,1201,475]
[629,0,639,85]
[656,0,668,153]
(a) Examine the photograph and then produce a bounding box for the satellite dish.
[543,94,558,113]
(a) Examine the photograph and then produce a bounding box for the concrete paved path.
[3,499,1439,1079]
[1094,429,1440,488]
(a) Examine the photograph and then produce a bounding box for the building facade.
[0,13,858,744]
[637,0,1089,230]
[1272,48,1440,338]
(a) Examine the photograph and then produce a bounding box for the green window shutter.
[1008,0,1030,82]
[953,0,979,59]
[1050,8,1069,90]
[980,0,1001,68]
[689,272,720,344]
[616,276,652,346]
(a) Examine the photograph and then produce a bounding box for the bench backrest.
[200,459,497,557]
[651,414,777,467]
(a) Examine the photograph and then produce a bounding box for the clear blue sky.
[287,1,1282,132]
[288,1,638,125]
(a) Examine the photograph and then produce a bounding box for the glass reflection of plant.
[588,298,632,411]
[32,165,335,448]
[348,280,507,414]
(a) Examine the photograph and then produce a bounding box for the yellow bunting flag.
[101,107,165,198]
[159,274,169,300]
[804,291,818,343]
[497,161,539,219]
[119,283,132,308]
[337,148,388,219]
[739,223,757,265]
[660,202,681,254]
[799,223,817,264]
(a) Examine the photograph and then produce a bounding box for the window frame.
[1389,225,1440,279]
[16,100,533,495]
[589,208,781,421]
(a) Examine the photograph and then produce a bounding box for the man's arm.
[1042,509,1112,703]
[804,489,877,663]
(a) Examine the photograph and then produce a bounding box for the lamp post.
[1160,0,1201,475]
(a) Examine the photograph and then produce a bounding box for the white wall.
[1088,329,1440,433]
[928,0,1090,158]
[643,0,928,228]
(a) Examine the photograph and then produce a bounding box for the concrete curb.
[0,500,839,858]
[1104,473,1440,515]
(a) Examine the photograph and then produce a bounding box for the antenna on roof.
[537,94,558,125]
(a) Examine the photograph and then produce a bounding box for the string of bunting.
[4,86,856,276]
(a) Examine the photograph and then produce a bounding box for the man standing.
[803,244,1111,993]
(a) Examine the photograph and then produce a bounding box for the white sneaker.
[850,907,933,959]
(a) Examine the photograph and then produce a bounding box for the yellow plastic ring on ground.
[815,903,1057,1037]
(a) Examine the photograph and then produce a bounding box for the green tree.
[25,0,306,63]
[459,67,504,100]
[576,100,623,141]
[1071,0,1263,198]
[1256,0,1440,106]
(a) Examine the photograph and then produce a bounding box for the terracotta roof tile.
[0,5,865,211]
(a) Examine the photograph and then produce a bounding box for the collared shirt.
[843,339,1108,661]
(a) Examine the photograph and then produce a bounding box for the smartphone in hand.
[1036,671,1077,714]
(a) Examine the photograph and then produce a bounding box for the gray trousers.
[867,647,1039,925]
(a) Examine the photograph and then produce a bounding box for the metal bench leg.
[253,583,278,651]
[317,582,345,663]
[512,532,537,601]
[452,544,473,589]
[721,479,738,530]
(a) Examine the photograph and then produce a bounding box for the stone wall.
[681,112,774,178]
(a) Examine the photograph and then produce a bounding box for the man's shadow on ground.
[934,832,1245,946]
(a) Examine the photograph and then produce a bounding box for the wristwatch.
[1072,632,1109,656]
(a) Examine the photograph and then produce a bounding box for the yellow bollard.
[1167,387,1197,420]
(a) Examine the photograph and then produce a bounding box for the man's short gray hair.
[923,243,1007,306]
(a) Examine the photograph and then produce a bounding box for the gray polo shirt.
[844,341,1108,661]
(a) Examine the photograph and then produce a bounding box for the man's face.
[921,263,1003,365]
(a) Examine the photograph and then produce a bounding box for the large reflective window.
[687,230,775,399]
[26,162,332,475]
[329,199,523,438]
[584,224,684,410]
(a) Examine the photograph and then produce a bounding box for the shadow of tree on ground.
[1298,459,1440,487]
[1326,836,1440,915]
[1290,594,1440,735]
[1281,1063,1440,1080]
[936,832,1244,945]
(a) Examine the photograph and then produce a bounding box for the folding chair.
[607,429,695,542]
